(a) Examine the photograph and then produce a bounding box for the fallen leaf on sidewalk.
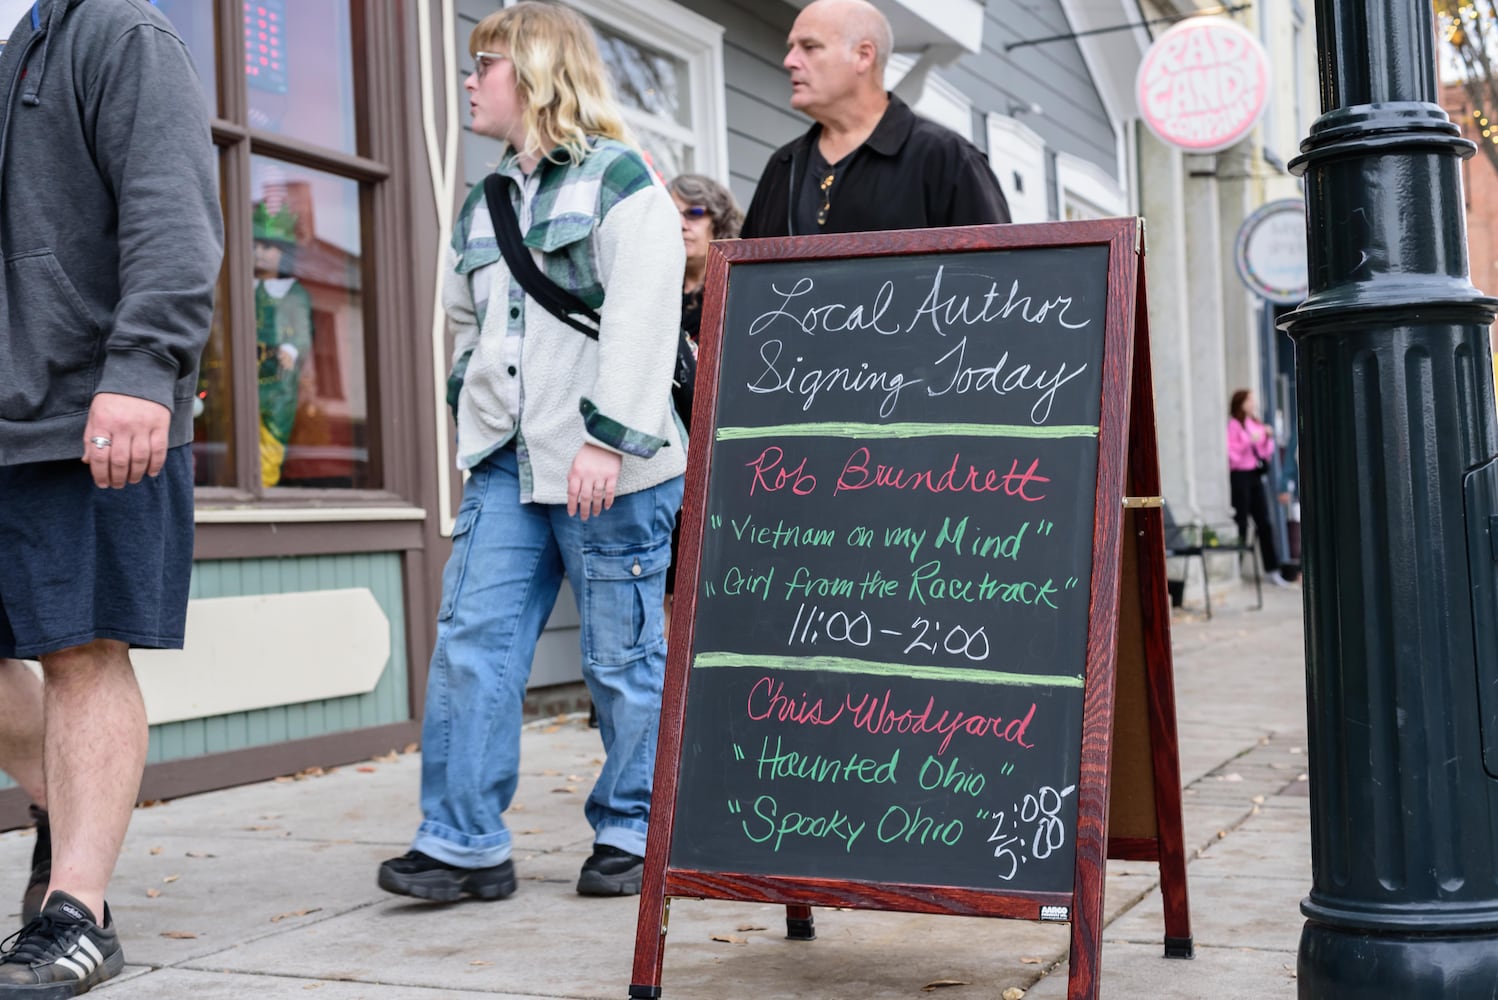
[271,908,322,923]
[374,750,399,763]
[403,742,419,754]
[567,774,585,782]
[551,786,577,794]
[162,874,181,884]
[1020,956,1045,964]
[921,979,968,991]
[1251,795,1266,805]
[1218,773,1243,782]
[149,847,162,856]
[518,828,544,835]
[274,776,295,783]
[736,924,767,932]
[160,931,197,940]
[1002,989,1026,1000]
[710,934,747,944]
[245,825,281,832]
[145,889,161,899]
[543,724,561,734]
[186,851,216,859]
[469,960,494,967]
[357,766,377,774]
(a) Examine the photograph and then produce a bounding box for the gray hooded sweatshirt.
[0,0,222,466]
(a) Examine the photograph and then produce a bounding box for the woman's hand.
[568,442,623,520]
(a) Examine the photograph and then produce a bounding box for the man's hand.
[568,442,623,520]
[82,392,172,489]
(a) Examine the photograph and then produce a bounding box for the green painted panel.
[141,552,411,766]
[1,552,411,793]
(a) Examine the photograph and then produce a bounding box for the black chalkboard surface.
[671,246,1108,891]
[632,219,1190,1000]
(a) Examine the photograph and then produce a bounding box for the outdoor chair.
[1161,504,1263,619]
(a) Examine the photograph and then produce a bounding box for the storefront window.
[156,0,217,110]
[593,20,695,178]
[250,156,370,489]
[244,0,357,155]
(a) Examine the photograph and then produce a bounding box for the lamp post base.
[1299,920,1498,999]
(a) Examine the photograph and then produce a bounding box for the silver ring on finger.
[89,435,112,449]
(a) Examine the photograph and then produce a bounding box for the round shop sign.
[1136,17,1271,154]
[1235,199,1308,304]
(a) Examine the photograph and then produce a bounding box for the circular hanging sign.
[1136,17,1271,154]
[1235,199,1308,304]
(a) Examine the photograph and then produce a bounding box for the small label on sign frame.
[1040,905,1070,922]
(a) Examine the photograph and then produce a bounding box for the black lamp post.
[1283,2,1498,996]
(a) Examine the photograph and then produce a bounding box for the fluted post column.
[1285,1,1498,995]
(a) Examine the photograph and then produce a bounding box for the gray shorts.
[0,445,193,659]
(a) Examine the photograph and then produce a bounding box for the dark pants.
[1230,468,1281,573]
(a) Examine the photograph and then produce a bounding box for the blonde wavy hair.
[470,2,635,165]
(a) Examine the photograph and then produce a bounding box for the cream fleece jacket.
[445,165,687,503]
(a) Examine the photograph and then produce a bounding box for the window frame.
[538,0,729,183]
[986,113,1049,223]
[192,0,417,513]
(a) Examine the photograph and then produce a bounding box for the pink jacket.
[1227,417,1274,472]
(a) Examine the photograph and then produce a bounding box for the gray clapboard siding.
[951,3,1116,174]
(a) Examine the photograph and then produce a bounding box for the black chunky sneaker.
[20,808,49,926]
[576,844,644,896]
[0,891,124,998]
[376,851,516,901]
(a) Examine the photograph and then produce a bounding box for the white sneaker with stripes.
[0,891,123,997]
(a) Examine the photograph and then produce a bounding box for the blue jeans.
[413,446,683,868]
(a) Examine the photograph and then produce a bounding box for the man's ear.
[853,38,879,76]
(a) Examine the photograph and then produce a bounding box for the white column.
[1216,142,1262,402]
[1138,127,1197,520]
[1183,153,1232,527]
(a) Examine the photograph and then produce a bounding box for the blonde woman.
[378,2,684,901]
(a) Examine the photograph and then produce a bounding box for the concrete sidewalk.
[1,580,1309,999]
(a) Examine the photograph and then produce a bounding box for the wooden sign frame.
[630,219,1190,1000]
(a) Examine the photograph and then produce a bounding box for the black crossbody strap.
[483,173,600,340]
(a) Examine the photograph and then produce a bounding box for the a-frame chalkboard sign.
[630,218,1191,1000]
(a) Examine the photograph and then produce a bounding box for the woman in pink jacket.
[1228,389,1291,586]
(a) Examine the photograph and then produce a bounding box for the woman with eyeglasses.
[662,174,742,624]
[377,1,685,904]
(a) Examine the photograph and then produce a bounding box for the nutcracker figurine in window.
[253,201,312,486]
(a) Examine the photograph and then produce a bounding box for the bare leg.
[39,639,147,921]
[0,657,46,807]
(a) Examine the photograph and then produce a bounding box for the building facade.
[0,0,1315,826]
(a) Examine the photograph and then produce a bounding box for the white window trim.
[1055,151,1127,218]
[554,0,729,183]
[885,53,972,140]
[986,113,1049,223]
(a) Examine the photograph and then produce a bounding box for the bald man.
[740,0,1009,238]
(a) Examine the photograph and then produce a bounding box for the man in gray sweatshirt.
[0,0,221,995]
